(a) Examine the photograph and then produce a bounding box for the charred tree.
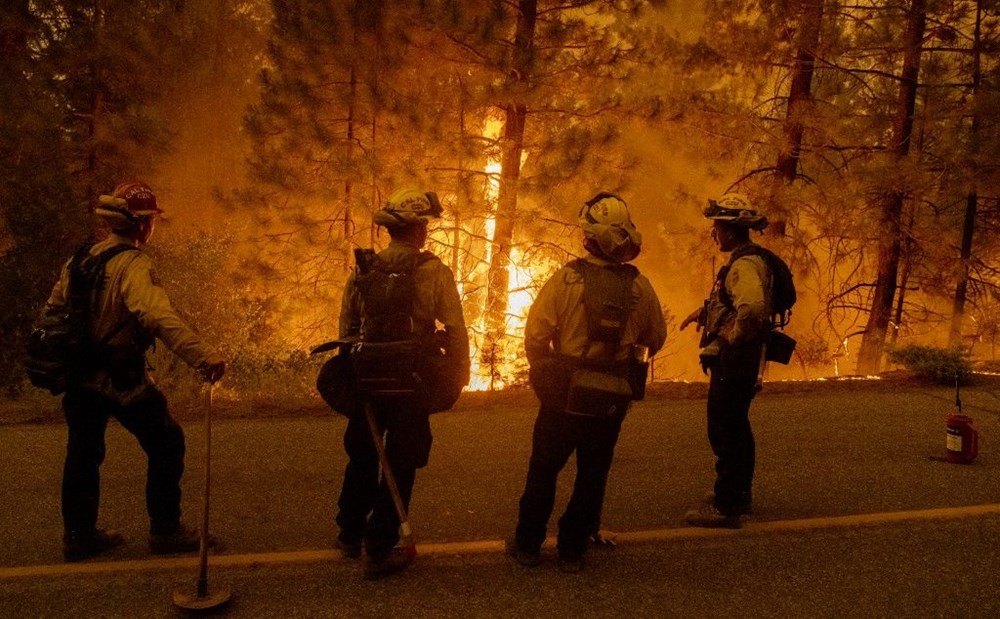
[856,0,927,375]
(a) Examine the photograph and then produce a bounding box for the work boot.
[589,529,618,548]
[704,491,753,515]
[335,537,363,560]
[149,523,215,555]
[685,503,743,529]
[363,547,414,581]
[63,529,124,562]
[505,538,541,567]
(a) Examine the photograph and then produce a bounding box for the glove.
[679,306,705,332]
[198,354,226,384]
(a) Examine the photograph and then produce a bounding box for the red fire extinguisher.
[946,373,978,464]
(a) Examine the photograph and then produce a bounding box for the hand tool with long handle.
[173,384,231,611]
[363,398,416,557]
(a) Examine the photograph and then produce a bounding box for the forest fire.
[463,120,559,390]
[4,0,1000,405]
[467,247,557,391]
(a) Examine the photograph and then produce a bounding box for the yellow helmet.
[578,192,642,262]
[373,188,443,228]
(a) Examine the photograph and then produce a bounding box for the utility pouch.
[565,368,632,418]
[351,340,419,395]
[627,344,650,401]
[528,356,573,410]
[316,350,362,417]
[765,331,797,365]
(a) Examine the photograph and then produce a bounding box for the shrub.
[886,344,972,384]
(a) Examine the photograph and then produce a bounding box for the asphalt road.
[3,380,1000,617]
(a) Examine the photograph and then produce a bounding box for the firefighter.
[335,188,470,580]
[49,181,226,562]
[508,193,666,572]
[679,193,771,528]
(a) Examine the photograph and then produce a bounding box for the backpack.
[723,243,797,327]
[718,243,798,364]
[567,258,639,345]
[25,243,139,394]
[350,248,436,396]
[534,259,647,416]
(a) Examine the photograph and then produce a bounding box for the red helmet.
[96,181,163,226]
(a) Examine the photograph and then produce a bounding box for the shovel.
[173,383,231,611]
[362,398,417,559]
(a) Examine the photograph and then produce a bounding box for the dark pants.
[336,397,432,559]
[515,407,624,561]
[707,343,761,516]
[61,386,186,535]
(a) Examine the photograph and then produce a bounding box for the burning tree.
[423,0,668,385]
[240,0,669,385]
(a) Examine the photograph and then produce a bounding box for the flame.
[464,119,557,391]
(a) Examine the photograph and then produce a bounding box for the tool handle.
[197,383,215,594]
[955,371,962,412]
[362,399,414,548]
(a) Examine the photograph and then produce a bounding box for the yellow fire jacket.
[46,233,219,396]
[339,238,470,366]
[524,255,667,365]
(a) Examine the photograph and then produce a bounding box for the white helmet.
[704,192,769,231]
[373,188,443,228]
[578,192,642,263]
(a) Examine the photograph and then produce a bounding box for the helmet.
[96,181,163,228]
[578,192,642,263]
[703,192,768,231]
[372,188,443,228]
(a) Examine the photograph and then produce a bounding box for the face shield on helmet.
[578,192,642,263]
[372,188,443,228]
[95,181,163,230]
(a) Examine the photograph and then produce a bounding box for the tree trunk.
[343,64,357,271]
[889,209,916,347]
[855,0,926,375]
[484,0,536,345]
[949,192,978,348]
[86,0,107,232]
[949,2,984,349]
[774,0,824,184]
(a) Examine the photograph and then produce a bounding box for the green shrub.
[886,344,972,384]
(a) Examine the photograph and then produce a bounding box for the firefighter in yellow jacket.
[335,188,470,580]
[508,193,666,572]
[46,181,225,561]
[680,193,772,529]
